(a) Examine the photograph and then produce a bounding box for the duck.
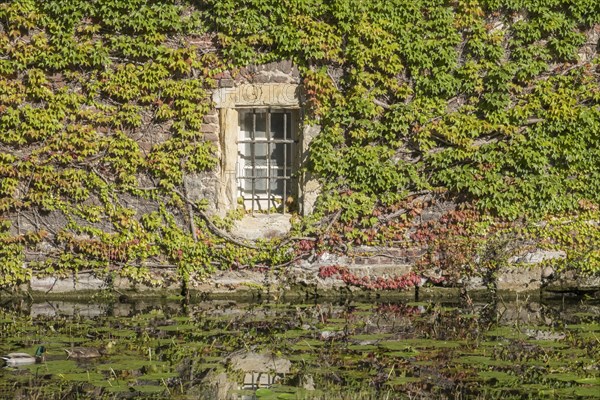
[64,347,101,359]
[64,341,114,360]
[1,346,46,366]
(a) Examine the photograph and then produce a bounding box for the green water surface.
[0,295,598,399]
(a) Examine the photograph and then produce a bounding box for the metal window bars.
[237,108,296,214]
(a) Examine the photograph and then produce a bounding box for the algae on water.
[0,297,598,399]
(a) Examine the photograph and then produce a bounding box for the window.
[211,82,319,219]
[237,108,297,213]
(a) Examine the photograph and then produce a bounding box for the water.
[0,295,598,399]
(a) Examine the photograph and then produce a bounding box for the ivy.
[0,0,598,290]
[209,0,600,275]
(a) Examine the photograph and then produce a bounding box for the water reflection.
[242,372,281,390]
[0,295,598,399]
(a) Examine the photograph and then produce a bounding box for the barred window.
[237,108,297,214]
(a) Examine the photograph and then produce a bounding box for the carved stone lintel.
[213,83,301,109]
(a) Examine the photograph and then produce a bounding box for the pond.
[0,294,599,399]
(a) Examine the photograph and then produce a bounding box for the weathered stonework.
[19,251,600,298]
[30,273,107,293]
[496,266,544,292]
[186,61,322,223]
[184,172,220,215]
[212,82,303,216]
[545,270,600,293]
[213,83,301,109]
[231,213,292,241]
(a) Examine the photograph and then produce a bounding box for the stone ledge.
[12,246,600,298]
[545,270,600,292]
[496,266,543,292]
[30,273,106,293]
[509,249,566,264]
[231,214,292,241]
[347,264,413,278]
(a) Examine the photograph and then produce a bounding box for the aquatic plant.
[0,298,599,398]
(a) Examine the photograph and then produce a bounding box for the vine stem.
[172,188,260,250]
[182,179,198,242]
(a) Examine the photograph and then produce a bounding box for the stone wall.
[20,243,600,298]
[5,60,599,298]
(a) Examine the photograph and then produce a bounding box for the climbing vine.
[208,0,600,278]
[0,0,599,289]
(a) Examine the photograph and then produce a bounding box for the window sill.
[231,214,292,240]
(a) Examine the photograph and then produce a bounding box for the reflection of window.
[242,372,281,390]
[237,108,296,213]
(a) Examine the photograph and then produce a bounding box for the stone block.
[547,270,600,291]
[30,273,106,293]
[348,264,413,278]
[276,60,293,73]
[203,114,219,124]
[461,276,486,291]
[352,257,370,265]
[183,172,219,213]
[347,266,372,277]
[219,78,235,88]
[270,74,291,83]
[203,132,219,142]
[111,276,135,290]
[252,74,270,84]
[201,123,218,133]
[511,249,566,264]
[232,214,291,241]
[496,266,542,292]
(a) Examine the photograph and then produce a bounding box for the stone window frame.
[213,83,319,216]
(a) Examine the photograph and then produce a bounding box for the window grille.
[237,108,296,214]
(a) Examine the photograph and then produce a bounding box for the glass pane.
[271,167,285,177]
[255,178,268,192]
[244,168,268,192]
[240,145,267,164]
[242,111,267,139]
[270,143,286,166]
[270,112,291,140]
[253,142,268,158]
[243,178,253,192]
[270,178,284,196]
[242,112,252,139]
[255,112,266,139]
[254,159,268,170]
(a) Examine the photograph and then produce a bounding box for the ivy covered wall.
[0,0,599,291]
